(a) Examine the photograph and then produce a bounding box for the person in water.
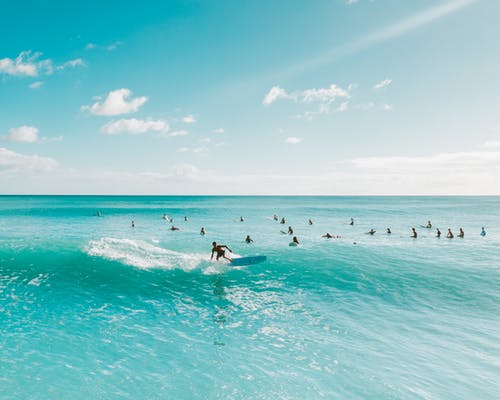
[322,233,333,239]
[386,228,392,234]
[480,227,486,236]
[292,236,299,245]
[280,217,286,224]
[170,226,180,231]
[288,226,294,235]
[366,229,376,235]
[184,216,188,221]
[349,218,354,226]
[245,235,253,243]
[273,214,278,221]
[458,228,464,238]
[426,220,432,228]
[240,216,244,222]
[211,242,233,261]
[436,228,441,238]
[308,219,313,225]
[447,229,454,238]
[411,228,418,238]
[131,220,135,228]
[200,227,206,235]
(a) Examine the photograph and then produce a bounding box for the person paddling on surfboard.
[211,242,233,262]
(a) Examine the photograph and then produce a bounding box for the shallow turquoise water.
[0,196,499,399]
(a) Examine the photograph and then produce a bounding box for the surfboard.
[230,255,267,266]
[289,242,298,247]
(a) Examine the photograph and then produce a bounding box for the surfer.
[245,235,253,243]
[349,218,354,226]
[184,216,188,221]
[386,228,392,234]
[292,236,299,245]
[447,229,454,238]
[411,228,418,238]
[200,227,206,235]
[162,214,172,222]
[480,227,486,236]
[170,226,180,231]
[131,220,135,228]
[308,219,313,225]
[436,228,441,238]
[95,211,102,217]
[322,233,333,239]
[366,229,376,235]
[458,228,464,238]
[273,214,278,221]
[240,216,244,222]
[211,242,233,261]
[288,226,294,235]
[280,217,286,224]
[426,220,432,228]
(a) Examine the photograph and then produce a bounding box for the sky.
[1,0,499,195]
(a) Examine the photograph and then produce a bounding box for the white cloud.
[355,102,375,110]
[182,115,196,124]
[212,128,225,134]
[285,137,302,144]
[7,126,39,143]
[0,147,58,172]
[373,79,392,89]
[381,103,393,111]
[29,81,43,89]
[263,86,292,105]
[337,101,349,112]
[85,41,123,51]
[302,84,349,103]
[176,147,190,153]
[200,138,211,143]
[101,118,168,135]
[85,43,97,50]
[160,129,189,138]
[56,58,86,70]
[82,89,148,116]
[346,0,359,4]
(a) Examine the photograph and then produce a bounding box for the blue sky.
[1,0,499,194]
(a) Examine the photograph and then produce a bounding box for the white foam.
[86,237,208,271]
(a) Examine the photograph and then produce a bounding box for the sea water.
[0,196,498,399]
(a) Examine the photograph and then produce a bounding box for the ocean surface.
[0,196,499,399]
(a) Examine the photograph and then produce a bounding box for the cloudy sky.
[1,0,499,194]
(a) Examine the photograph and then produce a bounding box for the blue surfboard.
[230,255,267,266]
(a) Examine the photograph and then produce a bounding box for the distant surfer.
[170,226,180,231]
[480,227,486,236]
[322,233,333,239]
[426,220,432,228]
[386,228,392,234]
[366,229,376,235]
[131,220,135,228]
[211,242,233,262]
[288,226,294,235]
[273,214,278,221]
[458,228,464,238]
[240,216,244,222]
[447,229,454,238]
[436,228,441,238]
[95,211,102,217]
[280,217,286,224]
[200,227,206,235]
[245,235,253,244]
[349,218,354,226]
[184,216,188,221]
[163,214,172,222]
[411,228,417,238]
[308,219,313,225]
[292,236,299,245]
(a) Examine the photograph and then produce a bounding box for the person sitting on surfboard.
[426,220,432,228]
[386,228,392,234]
[436,228,441,238]
[447,229,454,238]
[366,229,376,235]
[200,227,206,235]
[280,217,286,224]
[349,218,354,226]
[273,214,278,221]
[411,228,418,238]
[480,227,486,236]
[245,235,253,243]
[292,236,299,245]
[458,228,464,238]
[308,219,313,225]
[288,226,294,235]
[211,242,233,262]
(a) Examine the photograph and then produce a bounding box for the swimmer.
[200,227,206,235]
[131,220,135,228]
[480,227,486,236]
[240,216,244,222]
[245,235,253,244]
[426,220,432,228]
[386,228,392,234]
[411,228,418,238]
[322,233,333,239]
[170,226,180,231]
[288,226,294,235]
[458,228,464,238]
[273,214,279,221]
[447,229,454,238]
[349,218,354,226]
[184,216,188,221]
[436,228,441,238]
[280,217,286,224]
[366,229,376,235]
[308,219,313,225]
[292,236,299,245]
[211,241,233,262]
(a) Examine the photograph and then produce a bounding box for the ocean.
[0,196,498,399]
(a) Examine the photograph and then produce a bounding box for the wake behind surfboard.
[230,255,267,266]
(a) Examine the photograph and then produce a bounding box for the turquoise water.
[0,196,499,399]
